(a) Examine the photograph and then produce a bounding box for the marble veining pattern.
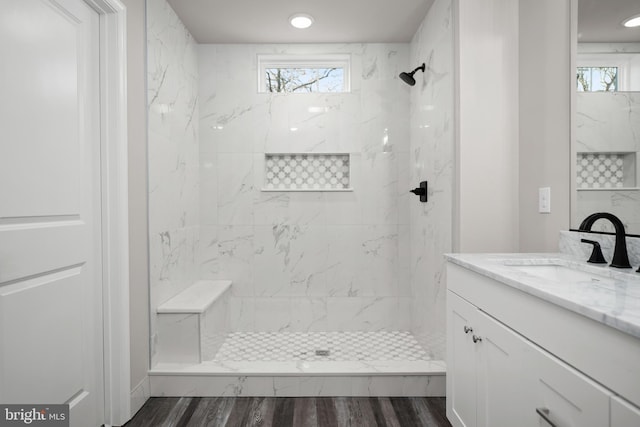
[147,0,454,364]
[578,43,640,54]
[149,374,446,397]
[576,92,640,155]
[575,191,640,236]
[147,0,200,364]
[445,252,640,338]
[559,230,640,267]
[408,0,453,360]
[198,43,412,332]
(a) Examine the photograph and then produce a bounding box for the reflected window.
[577,66,618,92]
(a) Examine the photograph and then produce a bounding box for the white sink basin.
[510,264,615,285]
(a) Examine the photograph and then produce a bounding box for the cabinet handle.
[463,326,473,334]
[535,408,557,427]
[472,335,482,343]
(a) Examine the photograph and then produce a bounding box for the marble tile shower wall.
[147,0,200,361]
[198,44,412,332]
[408,0,454,360]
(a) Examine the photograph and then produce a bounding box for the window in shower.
[258,54,351,93]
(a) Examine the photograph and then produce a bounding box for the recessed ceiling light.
[622,14,640,28]
[289,13,314,29]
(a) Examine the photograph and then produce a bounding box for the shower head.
[399,63,426,86]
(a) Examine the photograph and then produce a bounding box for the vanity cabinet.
[525,338,610,427]
[448,291,529,427]
[446,261,640,427]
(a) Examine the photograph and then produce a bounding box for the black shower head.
[399,63,426,86]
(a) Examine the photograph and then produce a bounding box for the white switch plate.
[539,187,551,213]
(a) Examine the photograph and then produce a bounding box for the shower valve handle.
[410,181,428,203]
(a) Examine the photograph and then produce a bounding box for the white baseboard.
[129,375,151,420]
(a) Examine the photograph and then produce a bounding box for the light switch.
[539,187,551,213]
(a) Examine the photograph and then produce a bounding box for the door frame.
[83,0,130,425]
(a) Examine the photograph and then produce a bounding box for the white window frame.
[257,54,351,93]
[577,54,629,91]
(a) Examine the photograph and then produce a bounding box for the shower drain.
[315,349,330,357]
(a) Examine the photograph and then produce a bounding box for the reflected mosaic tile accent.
[264,154,350,191]
[576,153,624,189]
[213,331,428,362]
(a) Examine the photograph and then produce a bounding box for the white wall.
[409,0,454,360]
[518,0,573,252]
[455,0,520,252]
[197,43,412,332]
[454,0,573,253]
[120,0,149,414]
[146,0,200,366]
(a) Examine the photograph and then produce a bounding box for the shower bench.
[155,280,232,364]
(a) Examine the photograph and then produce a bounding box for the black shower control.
[410,181,428,203]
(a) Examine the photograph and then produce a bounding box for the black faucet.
[578,213,632,269]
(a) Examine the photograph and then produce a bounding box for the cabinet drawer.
[525,342,611,427]
[611,396,640,427]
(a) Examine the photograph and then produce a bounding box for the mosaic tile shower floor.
[150,330,446,379]
[212,331,430,363]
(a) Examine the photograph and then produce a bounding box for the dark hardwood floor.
[124,397,452,427]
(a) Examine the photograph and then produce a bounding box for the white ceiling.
[166,0,434,44]
[167,0,640,44]
[578,0,640,42]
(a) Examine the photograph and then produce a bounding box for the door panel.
[0,225,84,283]
[611,396,640,427]
[476,311,529,427]
[0,0,83,218]
[447,291,479,427]
[0,269,84,403]
[0,1,103,426]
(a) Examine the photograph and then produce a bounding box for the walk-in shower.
[146,0,453,397]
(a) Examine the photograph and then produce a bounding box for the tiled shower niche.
[576,152,637,190]
[263,153,352,191]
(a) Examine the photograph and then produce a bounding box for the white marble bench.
[156,280,231,364]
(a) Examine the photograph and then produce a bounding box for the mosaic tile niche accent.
[264,153,351,191]
[576,152,636,189]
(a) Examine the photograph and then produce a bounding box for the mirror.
[573,0,640,234]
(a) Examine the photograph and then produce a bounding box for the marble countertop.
[445,253,640,339]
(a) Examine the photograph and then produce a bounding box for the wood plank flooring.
[124,397,452,427]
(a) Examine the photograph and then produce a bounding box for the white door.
[0,0,104,426]
[475,310,529,427]
[611,396,640,427]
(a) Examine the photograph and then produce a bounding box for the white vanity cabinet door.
[448,291,479,427]
[611,396,640,427]
[475,307,530,427]
[447,291,530,427]
[525,342,611,427]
